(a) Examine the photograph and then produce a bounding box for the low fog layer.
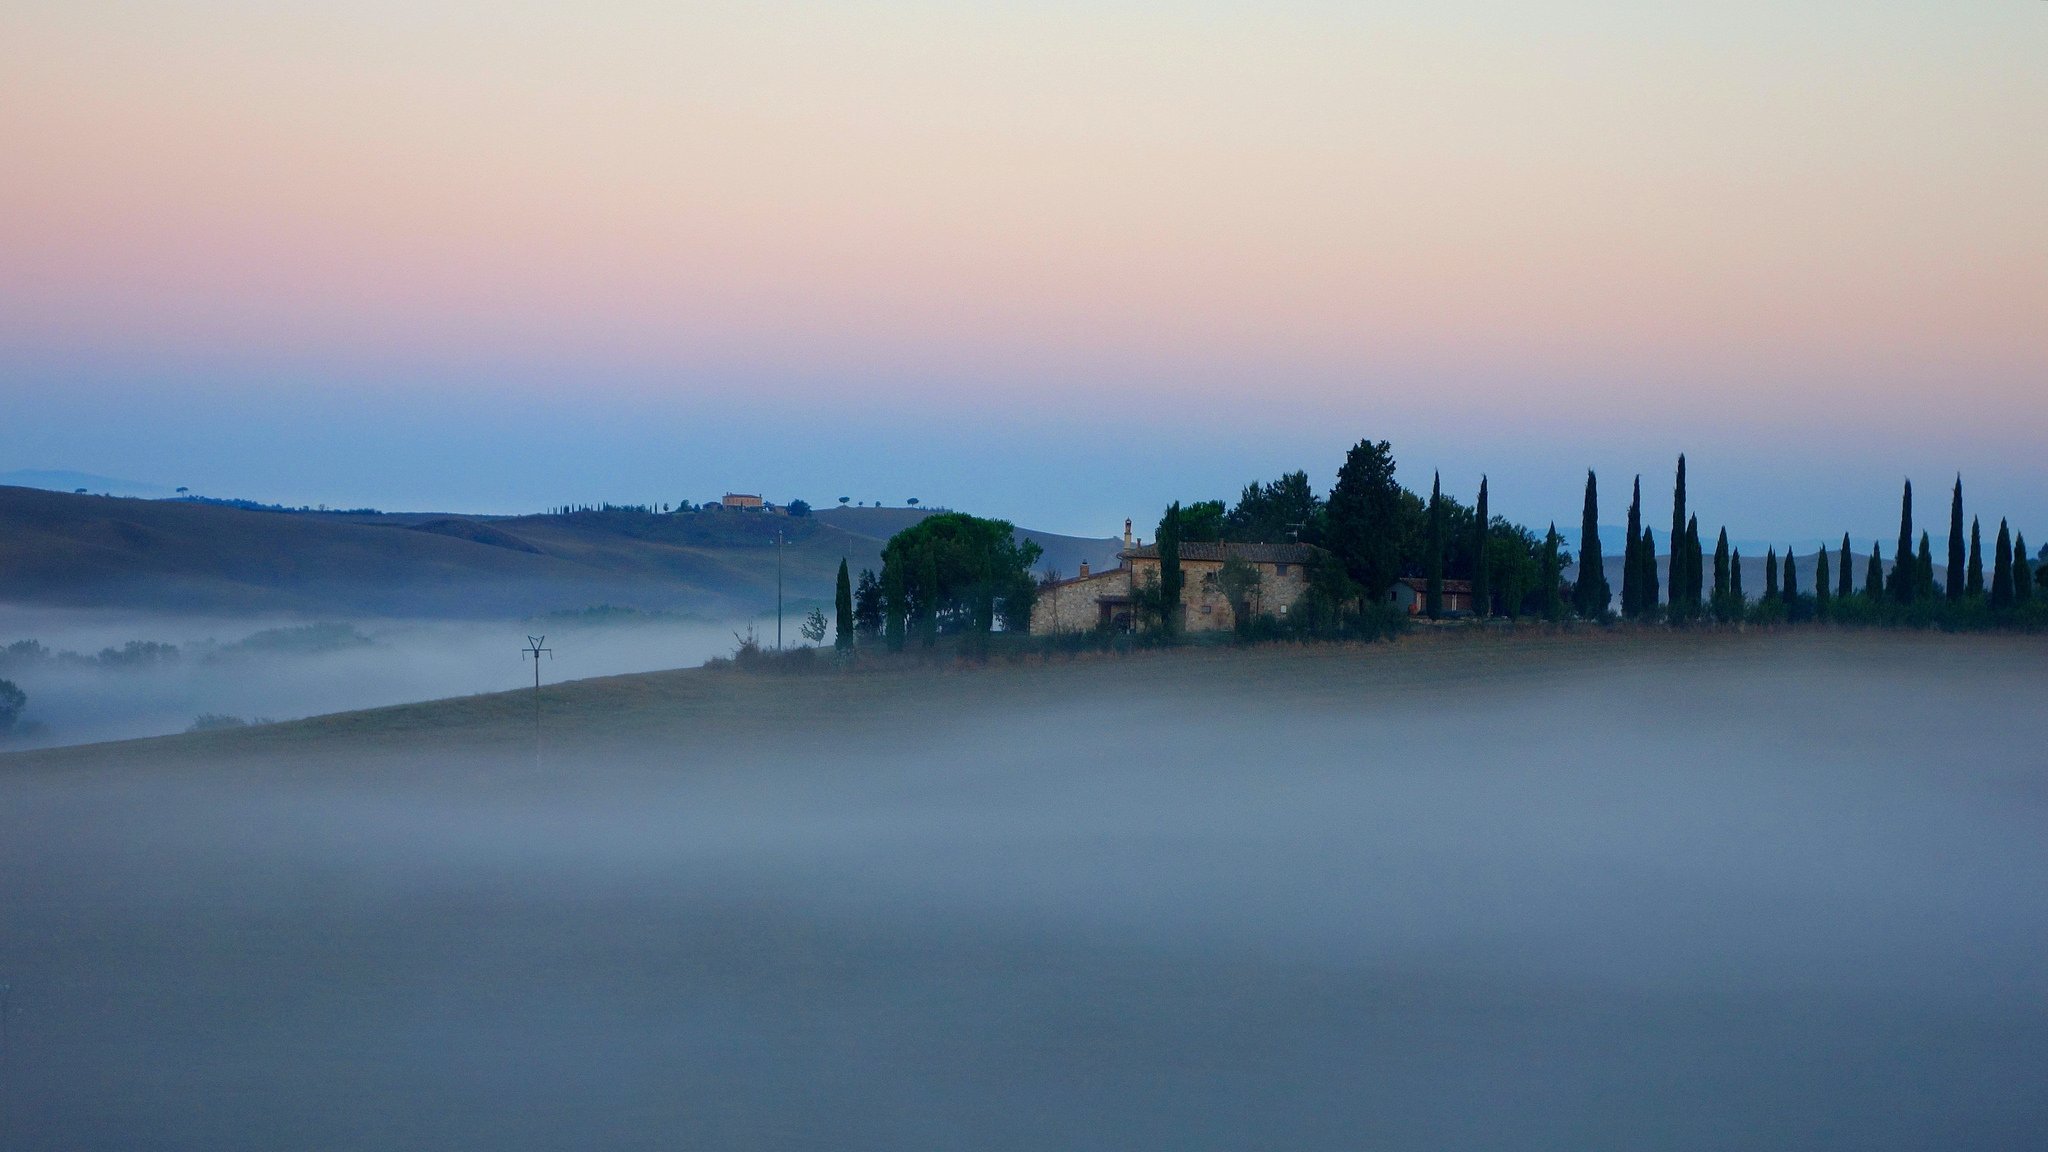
[3,641,2045,1148]
[0,606,761,748]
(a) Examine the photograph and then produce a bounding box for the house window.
[1275,563,1290,577]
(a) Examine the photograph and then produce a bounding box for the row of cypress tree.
[1575,461,2040,621]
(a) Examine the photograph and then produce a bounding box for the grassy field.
[11,625,2040,773]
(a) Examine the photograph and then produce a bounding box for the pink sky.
[2,2,2043,535]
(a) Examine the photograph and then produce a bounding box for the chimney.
[1123,518,1133,548]
[1078,560,1090,578]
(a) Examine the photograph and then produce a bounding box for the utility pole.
[776,528,785,650]
[522,635,551,765]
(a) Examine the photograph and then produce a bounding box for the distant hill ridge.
[0,487,1118,619]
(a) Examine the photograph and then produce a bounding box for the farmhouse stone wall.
[1129,555,1311,633]
[1031,567,1132,634]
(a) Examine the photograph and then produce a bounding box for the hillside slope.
[0,487,1118,618]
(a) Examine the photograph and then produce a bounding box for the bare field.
[3,629,2045,1150]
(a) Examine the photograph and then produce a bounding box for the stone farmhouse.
[1032,520,1319,634]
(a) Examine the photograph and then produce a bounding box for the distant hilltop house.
[1389,576,1475,616]
[1032,519,1318,634]
[719,493,767,510]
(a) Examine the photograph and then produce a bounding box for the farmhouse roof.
[1122,541,1319,564]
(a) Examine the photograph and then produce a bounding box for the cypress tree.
[1542,523,1564,621]
[1837,533,1854,600]
[1688,517,1704,617]
[1889,479,1915,603]
[1426,474,1444,619]
[1730,546,1745,609]
[835,559,855,649]
[1622,477,1642,617]
[2014,532,2033,606]
[1865,543,1884,602]
[1967,517,1985,597]
[1947,476,1966,601]
[1157,502,1185,635]
[1782,548,1799,617]
[1713,528,1731,619]
[1917,532,1935,601]
[1815,543,1831,617]
[1575,472,1609,618]
[883,563,907,651]
[1473,476,1491,618]
[1991,519,2014,609]
[1642,528,1660,617]
[1764,547,1779,602]
[1670,456,1689,620]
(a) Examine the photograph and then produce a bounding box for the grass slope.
[11,628,2038,774]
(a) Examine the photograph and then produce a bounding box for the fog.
[2,645,2045,1148]
[0,606,758,748]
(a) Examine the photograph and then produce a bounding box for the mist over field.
[0,606,756,748]
[3,636,2044,1150]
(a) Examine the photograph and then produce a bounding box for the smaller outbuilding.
[1389,577,1475,616]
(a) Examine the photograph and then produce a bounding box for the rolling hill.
[0,487,1120,618]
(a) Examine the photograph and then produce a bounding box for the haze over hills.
[0,487,1119,619]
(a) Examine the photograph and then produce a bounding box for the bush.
[0,678,25,732]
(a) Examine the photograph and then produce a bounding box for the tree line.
[821,442,2043,655]
[1132,443,2043,635]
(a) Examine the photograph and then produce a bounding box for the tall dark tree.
[1968,517,1985,597]
[1225,471,1322,544]
[1991,519,2015,609]
[1472,476,1491,617]
[1888,479,1915,603]
[1425,474,1445,619]
[835,559,855,649]
[1730,546,1745,608]
[1670,456,1690,620]
[1815,543,1831,617]
[1838,533,1854,600]
[1542,523,1565,621]
[879,514,1040,648]
[1713,528,1731,619]
[1642,528,1660,617]
[1156,502,1185,635]
[2014,532,2033,606]
[1947,476,1966,601]
[1686,516,1704,618]
[1574,471,1609,618]
[1782,548,1799,617]
[1864,543,1884,602]
[854,568,884,637]
[1764,547,1780,602]
[1917,532,1935,602]
[883,563,907,651]
[918,551,940,648]
[1622,477,1643,618]
[1327,440,1404,609]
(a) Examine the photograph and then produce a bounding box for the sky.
[2,1,2043,544]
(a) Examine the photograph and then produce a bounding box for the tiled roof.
[1122,541,1319,564]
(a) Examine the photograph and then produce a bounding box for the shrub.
[0,678,25,732]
